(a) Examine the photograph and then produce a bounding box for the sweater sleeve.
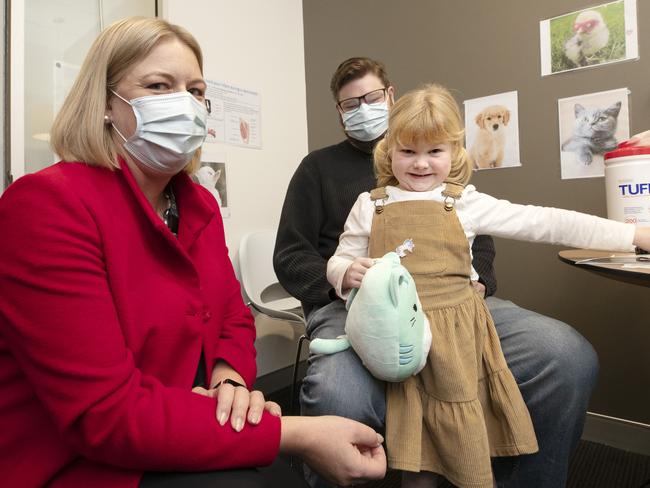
[471,235,498,297]
[273,158,332,305]
[0,174,280,471]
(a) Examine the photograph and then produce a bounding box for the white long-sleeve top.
[327,184,636,297]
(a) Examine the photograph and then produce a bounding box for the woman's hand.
[193,360,281,431]
[280,415,386,486]
[342,257,374,291]
[192,384,281,431]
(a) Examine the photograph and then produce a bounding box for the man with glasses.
[274,57,598,488]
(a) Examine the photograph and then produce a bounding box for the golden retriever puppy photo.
[469,105,510,169]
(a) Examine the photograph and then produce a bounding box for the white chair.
[238,230,308,414]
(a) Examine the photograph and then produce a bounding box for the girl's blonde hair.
[50,17,204,172]
[374,84,473,188]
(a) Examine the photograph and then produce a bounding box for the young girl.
[327,84,650,488]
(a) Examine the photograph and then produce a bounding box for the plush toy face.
[345,252,430,382]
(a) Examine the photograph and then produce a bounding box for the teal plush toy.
[310,252,431,382]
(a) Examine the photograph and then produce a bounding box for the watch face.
[215,378,246,389]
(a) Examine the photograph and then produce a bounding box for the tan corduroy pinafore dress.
[368,184,538,488]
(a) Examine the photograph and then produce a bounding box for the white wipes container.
[604,144,650,228]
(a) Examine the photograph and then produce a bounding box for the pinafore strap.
[370,184,465,212]
[369,187,389,214]
[440,181,464,211]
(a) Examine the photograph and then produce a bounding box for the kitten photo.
[557,88,629,180]
[561,101,621,165]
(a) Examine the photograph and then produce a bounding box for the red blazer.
[0,160,280,488]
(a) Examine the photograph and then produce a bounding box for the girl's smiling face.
[391,139,452,192]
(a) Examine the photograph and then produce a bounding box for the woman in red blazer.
[0,17,385,488]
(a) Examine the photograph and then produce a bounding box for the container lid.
[604,141,650,160]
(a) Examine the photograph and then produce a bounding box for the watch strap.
[212,378,247,389]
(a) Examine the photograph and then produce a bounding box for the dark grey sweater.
[273,139,497,315]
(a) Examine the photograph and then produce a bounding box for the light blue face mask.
[341,100,389,142]
[111,90,207,175]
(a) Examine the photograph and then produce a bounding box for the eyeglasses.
[337,88,387,113]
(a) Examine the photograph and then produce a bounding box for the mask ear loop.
[110,122,128,143]
[110,89,131,105]
[107,89,134,143]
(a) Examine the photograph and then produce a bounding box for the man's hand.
[471,280,486,298]
[280,416,386,486]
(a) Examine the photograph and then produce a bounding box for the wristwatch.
[212,378,247,389]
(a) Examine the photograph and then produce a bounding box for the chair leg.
[289,334,308,416]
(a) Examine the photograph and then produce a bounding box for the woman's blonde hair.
[50,17,204,172]
[374,84,473,188]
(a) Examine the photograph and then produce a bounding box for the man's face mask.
[341,101,389,142]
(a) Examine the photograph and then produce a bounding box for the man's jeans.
[300,297,599,488]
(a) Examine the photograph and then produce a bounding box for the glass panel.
[23,0,156,174]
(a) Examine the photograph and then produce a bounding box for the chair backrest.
[238,230,303,322]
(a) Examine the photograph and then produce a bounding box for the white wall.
[163,0,308,254]
[164,0,309,377]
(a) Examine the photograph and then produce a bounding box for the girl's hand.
[192,384,282,431]
[633,227,650,253]
[626,130,650,147]
[342,257,374,291]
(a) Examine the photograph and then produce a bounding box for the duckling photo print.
[539,0,638,76]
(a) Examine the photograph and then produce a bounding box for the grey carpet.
[567,440,650,488]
